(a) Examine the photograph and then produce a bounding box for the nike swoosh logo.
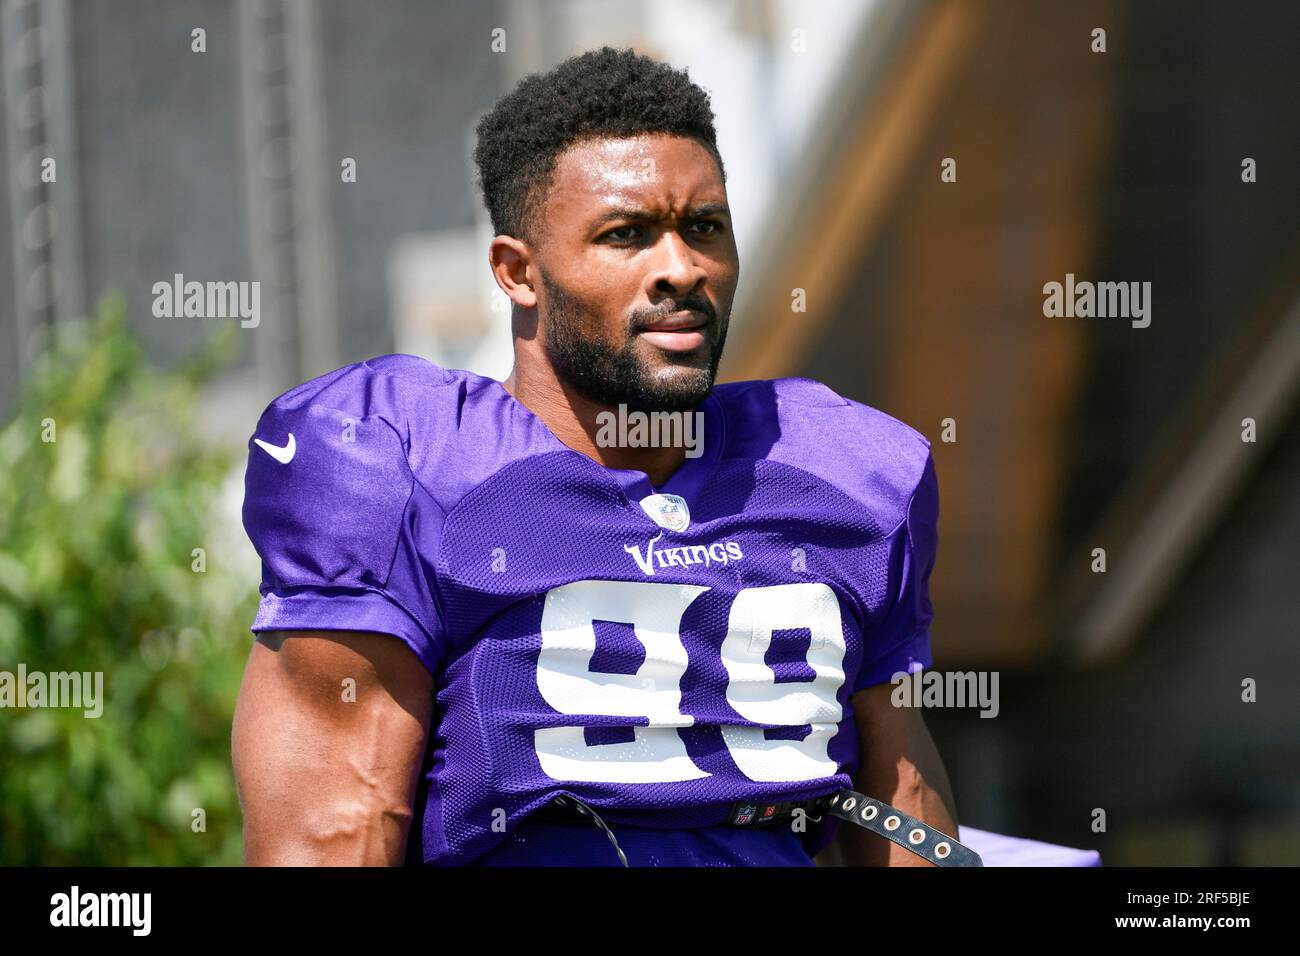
[254,433,296,464]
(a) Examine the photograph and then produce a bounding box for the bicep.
[232,630,435,865]
[851,681,921,774]
[850,680,951,804]
[837,680,958,865]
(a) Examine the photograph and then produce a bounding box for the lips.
[641,310,708,333]
[638,312,709,353]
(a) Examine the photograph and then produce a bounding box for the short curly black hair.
[473,46,725,244]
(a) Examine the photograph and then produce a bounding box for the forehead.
[543,134,724,217]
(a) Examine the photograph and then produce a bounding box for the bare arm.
[837,679,959,866]
[231,630,435,866]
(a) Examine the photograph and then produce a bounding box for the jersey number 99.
[534,580,847,784]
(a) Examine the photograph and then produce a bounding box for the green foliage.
[0,292,258,864]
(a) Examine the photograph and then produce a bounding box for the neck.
[501,362,689,488]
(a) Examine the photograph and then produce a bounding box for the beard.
[540,270,728,413]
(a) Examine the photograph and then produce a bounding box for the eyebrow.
[589,202,731,229]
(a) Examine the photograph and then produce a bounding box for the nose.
[646,229,707,301]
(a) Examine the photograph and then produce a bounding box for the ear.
[488,235,538,309]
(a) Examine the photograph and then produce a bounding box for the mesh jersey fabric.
[469,817,817,867]
[242,353,938,866]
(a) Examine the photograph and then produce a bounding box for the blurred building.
[1,0,1296,864]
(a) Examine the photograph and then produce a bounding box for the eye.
[603,225,641,242]
[689,220,724,236]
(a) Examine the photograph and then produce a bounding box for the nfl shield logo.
[640,493,690,532]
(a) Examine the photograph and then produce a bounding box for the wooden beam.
[721,0,982,381]
[1067,269,1300,666]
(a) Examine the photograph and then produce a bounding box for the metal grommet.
[884,815,901,831]
[829,793,841,808]
[908,828,926,844]
[554,797,567,807]
[575,804,589,816]
[860,805,878,821]
[935,842,951,858]
[841,797,857,812]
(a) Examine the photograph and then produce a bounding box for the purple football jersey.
[242,354,938,866]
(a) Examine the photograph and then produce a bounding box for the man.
[233,46,961,866]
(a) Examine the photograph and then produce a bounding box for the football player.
[232,46,964,867]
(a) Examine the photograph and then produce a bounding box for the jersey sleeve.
[240,369,446,678]
[851,450,938,694]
